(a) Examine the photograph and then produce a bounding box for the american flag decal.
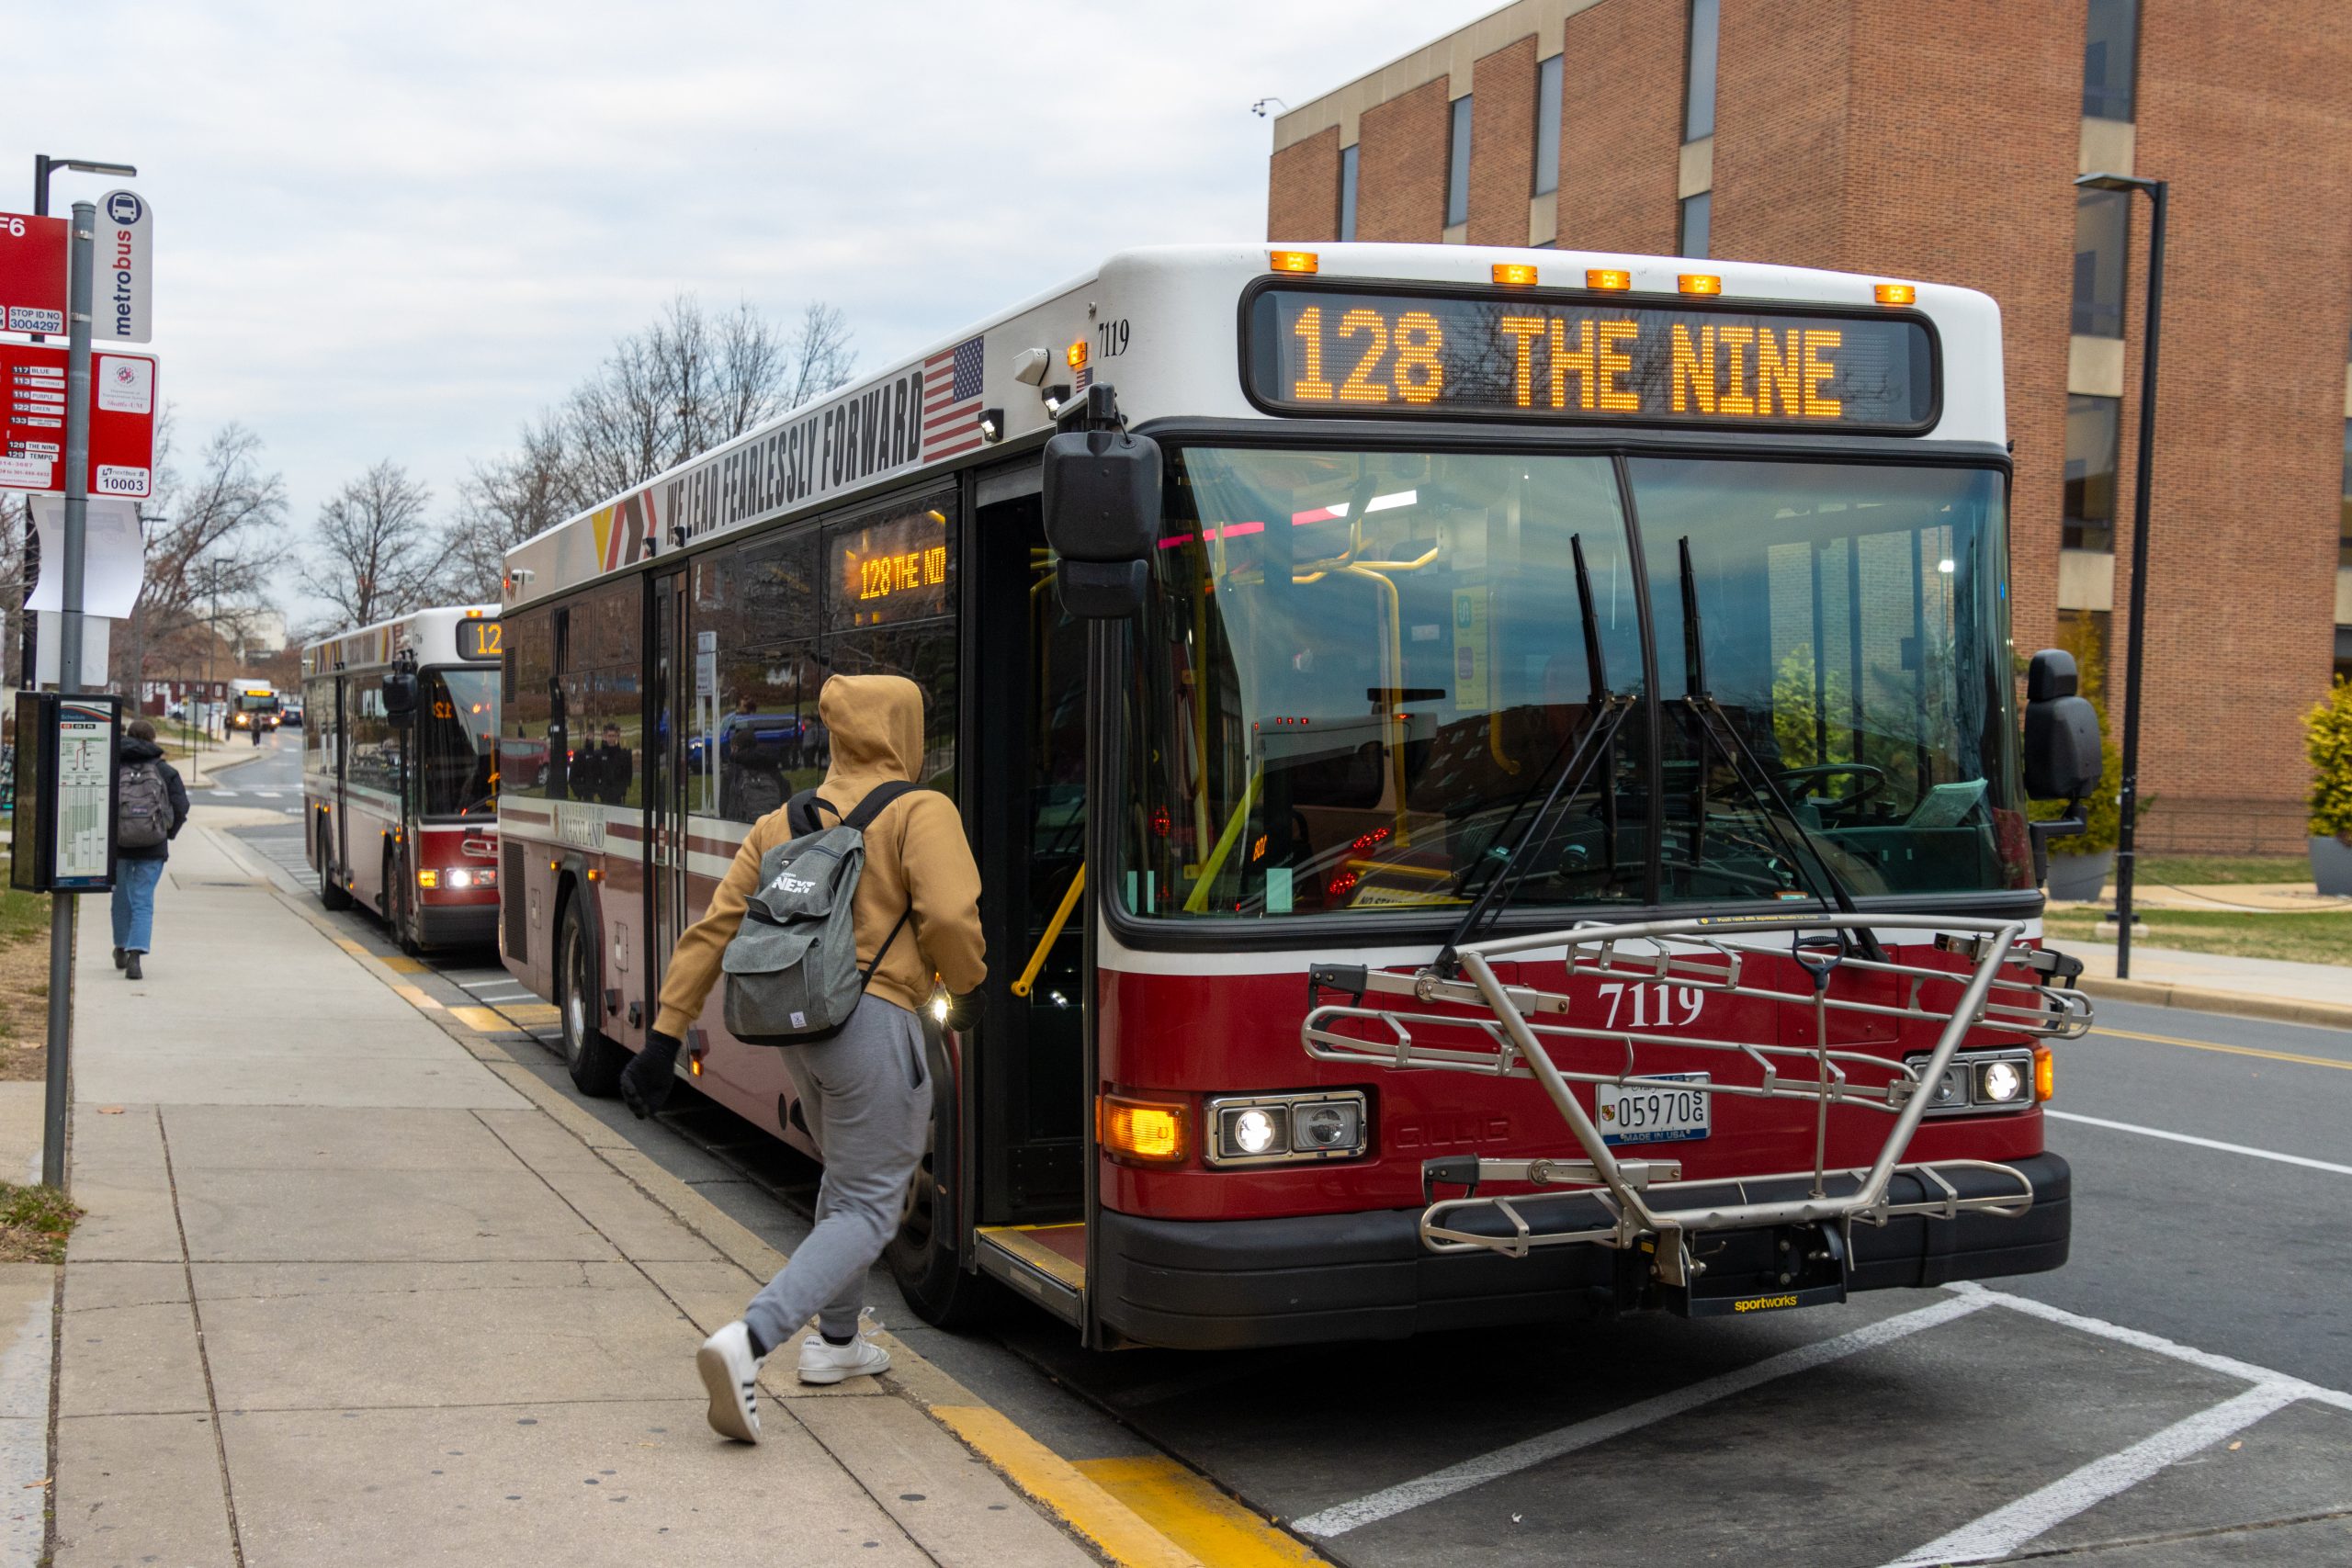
[922,335,986,460]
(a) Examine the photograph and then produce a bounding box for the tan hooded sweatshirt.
[652,673,986,1036]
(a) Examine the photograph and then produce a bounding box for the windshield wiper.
[1439,535,1631,972]
[1674,536,1886,964]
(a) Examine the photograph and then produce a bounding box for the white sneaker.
[695,1321,762,1443]
[797,1329,891,1385]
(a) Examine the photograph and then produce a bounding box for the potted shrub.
[2305,676,2352,895]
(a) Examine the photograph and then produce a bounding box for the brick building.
[1266,0,2352,852]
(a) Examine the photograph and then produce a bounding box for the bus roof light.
[1679,274,1723,296]
[1491,263,1540,287]
[1586,269,1633,291]
[1269,250,1319,275]
[1875,282,1917,306]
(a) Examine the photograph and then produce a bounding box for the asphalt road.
[216,777,2351,1567]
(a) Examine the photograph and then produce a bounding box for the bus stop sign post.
[40,201,102,1191]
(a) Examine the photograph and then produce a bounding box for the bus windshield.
[420,668,499,818]
[1118,446,2028,921]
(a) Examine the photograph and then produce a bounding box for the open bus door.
[898,466,1091,1328]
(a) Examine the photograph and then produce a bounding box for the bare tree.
[111,416,290,694]
[300,461,443,627]
[440,417,571,604]
[553,295,856,504]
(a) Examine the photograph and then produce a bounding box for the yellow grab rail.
[1011,865,1087,998]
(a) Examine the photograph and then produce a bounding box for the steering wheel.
[1774,762,1890,815]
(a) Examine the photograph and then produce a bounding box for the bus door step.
[975,1224,1086,1326]
[1661,1221,1849,1319]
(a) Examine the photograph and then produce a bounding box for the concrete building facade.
[1267,0,2352,852]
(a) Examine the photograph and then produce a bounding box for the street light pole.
[2075,171,2167,981]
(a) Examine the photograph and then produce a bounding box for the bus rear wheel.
[557,898,626,1096]
[318,824,351,911]
[886,1026,998,1329]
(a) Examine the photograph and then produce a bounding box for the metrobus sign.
[0,213,69,335]
[0,344,157,497]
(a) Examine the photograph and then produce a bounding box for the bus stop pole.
[41,201,97,1190]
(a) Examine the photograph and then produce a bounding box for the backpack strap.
[843,779,919,831]
[785,789,836,836]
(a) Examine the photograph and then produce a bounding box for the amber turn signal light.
[1269,250,1319,274]
[1874,282,1917,306]
[1491,263,1540,287]
[1678,274,1723,296]
[1585,268,1633,291]
[2034,1044,2055,1103]
[1066,338,1088,369]
[1099,1094,1187,1167]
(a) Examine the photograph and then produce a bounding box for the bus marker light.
[1679,274,1723,296]
[416,868,439,888]
[1269,250,1318,275]
[586,867,602,882]
[1874,282,1917,305]
[1586,269,1633,291]
[2035,1044,2054,1102]
[1491,263,1539,287]
[1066,338,1087,369]
[1099,1095,1186,1166]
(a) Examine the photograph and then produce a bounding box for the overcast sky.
[19,0,1496,628]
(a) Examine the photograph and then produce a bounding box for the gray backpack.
[721,783,916,1045]
[117,761,173,850]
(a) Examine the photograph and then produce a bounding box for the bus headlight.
[1205,1090,1367,1167]
[1904,1047,2040,1115]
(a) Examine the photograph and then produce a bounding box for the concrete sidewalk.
[2064,939,2352,1026]
[50,818,1111,1567]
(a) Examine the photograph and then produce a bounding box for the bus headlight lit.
[445,867,476,889]
[1976,1058,2028,1105]
[1905,1047,2039,1115]
[1206,1090,1368,1166]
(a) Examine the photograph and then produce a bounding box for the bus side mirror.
[2023,648,2102,884]
[383,670,418,726]
[1042,426,1160,619]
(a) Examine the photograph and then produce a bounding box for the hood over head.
[121,736,166,764]
[819,674,924,784]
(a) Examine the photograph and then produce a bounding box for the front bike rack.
[1300,914,2089,1311]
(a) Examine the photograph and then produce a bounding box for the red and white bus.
[302,605,503,952]
[497,243,2098,1347]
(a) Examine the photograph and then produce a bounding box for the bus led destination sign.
[1245,286,1936,432]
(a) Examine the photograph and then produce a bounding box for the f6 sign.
[0,213,70,335]
[0,344,158,498]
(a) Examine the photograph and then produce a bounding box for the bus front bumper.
[1093,1152,2069,1350]
[415,901,500,951]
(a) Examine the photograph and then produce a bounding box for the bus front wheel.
[557,898,626,1096]
[886,1023,998,1329]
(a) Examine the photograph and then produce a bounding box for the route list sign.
[0,343,157,497]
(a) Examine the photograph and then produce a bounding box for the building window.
[1684,0,1719,142]
[1445,95,1473,228]
[2082,0,2139,121]
[2340,419,2351,569]
[2073,189,2129,337]
[2064,394,2120,553]
[1679,190,1711,259]
[1533,54,1562,197]
[1338,144,1358,242]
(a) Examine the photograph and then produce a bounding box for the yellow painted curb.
[932,1406,1203,1568]
[1074,1455,1333,1567]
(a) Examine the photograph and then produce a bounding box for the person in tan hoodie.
[618,673,985,1443]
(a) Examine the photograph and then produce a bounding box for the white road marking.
[467,988,537,1004]
[1293,1291,1994,1537]
[1882,1382,2304,1567]
[254,790,282,798]
[1953,1285,2352,1414]
[213,789,238,797]
[2045,1109,2352,1178]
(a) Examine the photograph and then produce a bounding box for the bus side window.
[503,604,557,799]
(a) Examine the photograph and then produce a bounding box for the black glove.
[619,1030,683,1120]
[942,992,981,1032]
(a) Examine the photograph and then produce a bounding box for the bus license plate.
[1599,1074,1711,1145]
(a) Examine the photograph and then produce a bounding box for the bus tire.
[317,824,352,911]
[886,1024,998,1330]
[383,846,422,956]
[557,897,626,1097]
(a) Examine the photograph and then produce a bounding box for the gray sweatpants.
[742,996,931,1354]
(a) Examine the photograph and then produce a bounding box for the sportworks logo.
[1733,1293,1800,1313]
